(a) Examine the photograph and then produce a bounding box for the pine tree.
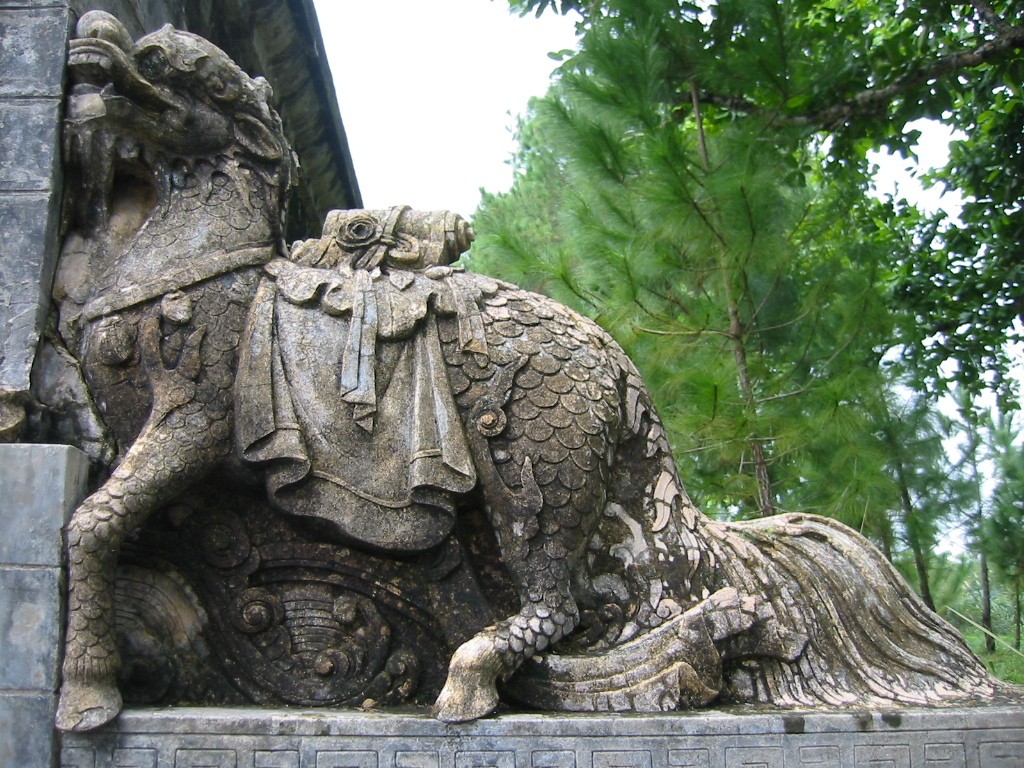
[984,416,1024,649]
[473,1,907,522]
[471,0,1022,610]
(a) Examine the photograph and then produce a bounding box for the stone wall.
[0,445,88,768]
[59,706,1024,768]
[0,0,72,408]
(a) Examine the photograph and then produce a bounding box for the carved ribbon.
[339,269,379,430]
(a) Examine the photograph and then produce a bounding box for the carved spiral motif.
[474,405,508,437]
[231,588,282,634]
[339,214,380,248]
[198,512,252,569]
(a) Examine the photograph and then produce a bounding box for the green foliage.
[473,0,1023,624]
[897,86,1024,406]
[962,628,1024,684]
[982,419,1024,648]
[985,434,1024,584]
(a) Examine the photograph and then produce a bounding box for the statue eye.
[138,48,170,81]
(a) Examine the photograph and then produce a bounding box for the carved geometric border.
[60,707,1024,768]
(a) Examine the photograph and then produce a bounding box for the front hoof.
[56,680,122,732]
[433,678,499,723]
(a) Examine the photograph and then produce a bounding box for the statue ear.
[234,113,282,161]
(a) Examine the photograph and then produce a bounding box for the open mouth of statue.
[68,38,127,86]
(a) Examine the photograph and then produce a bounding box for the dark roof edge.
[285,0,362,210]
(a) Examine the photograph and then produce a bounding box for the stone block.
[0,691,58,768]
[0,98,62,190]
[59,706,1024,768]
[0,0,67,7]
[0,193,63,393]
[0,7,71,98]
[0,444,89,567]
[0,566,62,689]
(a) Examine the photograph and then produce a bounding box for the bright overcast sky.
[311,1,579,219]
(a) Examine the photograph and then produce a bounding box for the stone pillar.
[0,445,89,768]
[0,0,72,432]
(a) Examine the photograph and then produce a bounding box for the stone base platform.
[60,705,1024,768]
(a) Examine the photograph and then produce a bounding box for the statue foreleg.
[56,318,233,732]
[55,402,232,731]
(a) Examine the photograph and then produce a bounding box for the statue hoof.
[55,680,122,732]
[433,634,504,722]
[432,678,499,723]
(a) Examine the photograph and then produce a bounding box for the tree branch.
[692,21,1024,130]
[971,0,1013,35]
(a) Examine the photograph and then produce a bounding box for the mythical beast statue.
[42,11,1011,733]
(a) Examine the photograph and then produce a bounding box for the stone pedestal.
[0,444,89,768]
[60,704,1024,768]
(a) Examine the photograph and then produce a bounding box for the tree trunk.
[693,86,776,519]
[894,461,934,611]
[1015,573,1021,652]
[727,304,775,517]
[879,522,894,563]
[980,550,996,653]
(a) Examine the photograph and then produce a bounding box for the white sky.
[311,0,578,218]
[869,119,964,218]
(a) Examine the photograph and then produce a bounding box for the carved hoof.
[55,680,122,732]
[432,635,502,722]
[433,677,500,723]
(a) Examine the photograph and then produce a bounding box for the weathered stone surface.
[0,444,89,566]
[0,194,64,398]
[0,445,88,768]
[0,7,70,98]
[69,1,187,36]
[0,566,63,689]
[43,10,1019,739]
[185,0,362,233]
[0,0,67,6]
[59,706,1024,768]
[0,692,58,768]
[0,99,62,190]
[0,2,69,418]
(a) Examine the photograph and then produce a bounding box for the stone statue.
[41,11,1012,733]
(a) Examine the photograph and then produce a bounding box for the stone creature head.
[64,10,295,230]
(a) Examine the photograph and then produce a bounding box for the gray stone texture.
[0,191,64,394]
[0,1,69,397]
[0,99,62,190]
[183,0,362,234]
[0,7,69,98]
[0,692,58,768]
[60,706,1024,768]
[0,0,359,400]
[0,445,88,768]
[69,1,187,37]
[0,444,89,567]
[0,566,63,689]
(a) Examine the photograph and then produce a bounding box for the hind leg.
[434,542,579,721]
